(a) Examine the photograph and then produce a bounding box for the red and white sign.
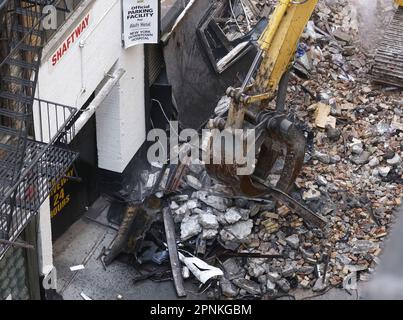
[51,14,90,66]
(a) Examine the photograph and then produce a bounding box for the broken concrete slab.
[224,208,242,224]
[180,215,202,241]
[232,278,262,295]
[199,213,219,229]
[220,220,254,242]
[285,234,300,250]
[195,191,232,211]
[222,258,246,281]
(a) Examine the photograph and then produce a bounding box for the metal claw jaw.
[206,112,307,196]
[205,114,327,229]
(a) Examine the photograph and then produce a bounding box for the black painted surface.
[51,115,99,241]
[162,0,259,130]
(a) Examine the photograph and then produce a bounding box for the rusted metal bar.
[0,238,34,250]
[163,207,187,298]
[245,176,328,229]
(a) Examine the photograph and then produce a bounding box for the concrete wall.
[95,45,146,173]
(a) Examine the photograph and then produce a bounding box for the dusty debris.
[224,208,243,224]
[195,191,232,211]
[285,234,300,250]
[232,278,261,296]
[220,277,239,298]
[220,220,254,242]
[199,212,219,229]
[302,188,321,201]
[276,278,291,293]
[185,175,203,190]
[99,0,402,302]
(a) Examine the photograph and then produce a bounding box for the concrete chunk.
[180,215,202,241]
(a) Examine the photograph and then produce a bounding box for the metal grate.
[372,7,403,88]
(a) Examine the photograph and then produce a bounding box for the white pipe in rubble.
[72,68,125,140]
[161,0,196,44]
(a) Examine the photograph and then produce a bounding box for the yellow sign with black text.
[50,167,74,218]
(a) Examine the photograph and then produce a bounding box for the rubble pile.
[156,0,402,299]
[106,0,402,300]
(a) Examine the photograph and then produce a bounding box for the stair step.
[12,25,43,37]
[1,76,35,88]
[0,159,19,171]
[25,0,55,5]
[0,91,33,105]
[0,107,30,120]
[0,125,22,137]
[15,7,42,18]
[0,142,19,153]
[10,42,42,53]
[4,58,38,70]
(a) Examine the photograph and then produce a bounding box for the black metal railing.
[0,98,79,258]
[33,98,77,144]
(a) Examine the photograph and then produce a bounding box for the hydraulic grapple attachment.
[204,0,327,229]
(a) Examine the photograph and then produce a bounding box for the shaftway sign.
[122,0,159,48]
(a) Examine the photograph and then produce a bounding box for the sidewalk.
[53,198,202,300]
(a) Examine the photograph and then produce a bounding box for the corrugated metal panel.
[147,44,164,85]
[372,7,403,88]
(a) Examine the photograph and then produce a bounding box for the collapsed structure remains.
[0,0,402,300]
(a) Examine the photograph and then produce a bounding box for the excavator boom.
[255,0,318,100]
[206,0,327,228]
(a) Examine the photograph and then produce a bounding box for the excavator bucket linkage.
[204,0,327,229]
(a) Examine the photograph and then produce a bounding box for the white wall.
[37,199,53,277]
[37,0,121,108]
[96,45,146,173]
[35,0,146,172]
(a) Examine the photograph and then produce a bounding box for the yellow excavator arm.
[396,0,403,7]
[226,0,319,106]
[206,0,329,229]
[255,0,318,102]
